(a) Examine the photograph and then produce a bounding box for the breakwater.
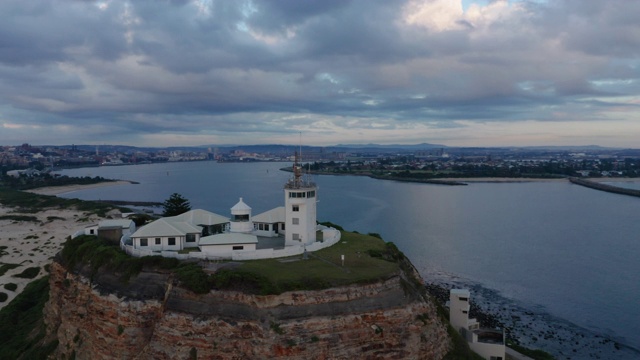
[569,178,640,198]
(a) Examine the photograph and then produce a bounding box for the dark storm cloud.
[0,0,638,146]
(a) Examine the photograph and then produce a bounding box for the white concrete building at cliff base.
[116,152,340,261]
[449,289,506,360]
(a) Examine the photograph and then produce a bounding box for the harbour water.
[56,161,640,359]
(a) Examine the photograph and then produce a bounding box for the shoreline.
[425,281,640,359]
[437,177,567,183]
[25,180,133,196]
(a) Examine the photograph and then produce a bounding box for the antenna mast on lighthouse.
[293,150,303,187]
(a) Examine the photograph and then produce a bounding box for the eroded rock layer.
[44,261,451,359]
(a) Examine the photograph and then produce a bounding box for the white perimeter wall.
[120,226,341,262]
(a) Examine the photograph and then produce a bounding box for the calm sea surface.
[57,161,640,356]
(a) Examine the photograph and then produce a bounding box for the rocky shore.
[426,282,640,360]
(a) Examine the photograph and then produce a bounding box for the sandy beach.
[0,204,120,309]
[26,180,132,196]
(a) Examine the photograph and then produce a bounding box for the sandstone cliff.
[44,260,451,359]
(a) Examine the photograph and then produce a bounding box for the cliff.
[44,259,452,359]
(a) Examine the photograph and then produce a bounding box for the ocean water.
[57,161,640,358]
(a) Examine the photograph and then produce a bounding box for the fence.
[119,226,341,262]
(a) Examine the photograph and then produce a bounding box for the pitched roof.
[252,206,285,223]
[199,233,258,246]
[231,197,251,214]
[131,219,201,238]
[171,209,229,225]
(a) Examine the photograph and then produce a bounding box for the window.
[265,224,269,231]
[258,223,264,230]
[289,192,306,198]
[292,205,299,212]
[462,310,468,314]
[292,233,300,240]
[292,218,299,225]
[234,214,249,221]
[186,234,196,243]
[307,190,315,198]
[168,237,176,246]
[459,297,468,301]
[232,245,244,250]
[155,238,161,245]
[89,229,95,235]
[140,238,148,246]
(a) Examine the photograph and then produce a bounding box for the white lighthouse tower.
[284,151,317,246]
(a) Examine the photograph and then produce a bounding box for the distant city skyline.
[1,0,639,148]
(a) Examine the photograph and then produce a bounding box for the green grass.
[61,235,180,282]
[0,187,122,217]
[0,276,58,360]
[60,231,403,295]
[237,232,400,293]
[442,324,485,360]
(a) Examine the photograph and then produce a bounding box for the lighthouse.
[284,151,317,246]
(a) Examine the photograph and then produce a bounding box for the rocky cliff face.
[44,261,451,359]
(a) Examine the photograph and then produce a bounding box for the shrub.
[270,322,285,335]
[0,276,57,359]
[14,267,40,279]
[175,264,212,294]
[3,283,17,292]
[0,264,20,276]
[0,215,39,222]
[0,292,7,302]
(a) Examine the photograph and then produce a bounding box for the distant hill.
[335,142,445,149]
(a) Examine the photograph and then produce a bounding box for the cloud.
[0,0,638,147]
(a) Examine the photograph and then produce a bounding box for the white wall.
[284,187,317,246]
[122,227,341,262]
[84,225,98,236]
[449,289,471,332]
[133,236,185,251]
[469,341,505,360]
[200,243,257,258]
[253,222,278,237]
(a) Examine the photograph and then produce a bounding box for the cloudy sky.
[1,0,639,148]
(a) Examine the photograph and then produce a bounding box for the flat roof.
[451,289,470,296]
[199,233,258,246]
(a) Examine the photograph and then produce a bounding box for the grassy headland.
[58,231,405,296]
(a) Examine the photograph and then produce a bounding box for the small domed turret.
[230,197,253,233]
